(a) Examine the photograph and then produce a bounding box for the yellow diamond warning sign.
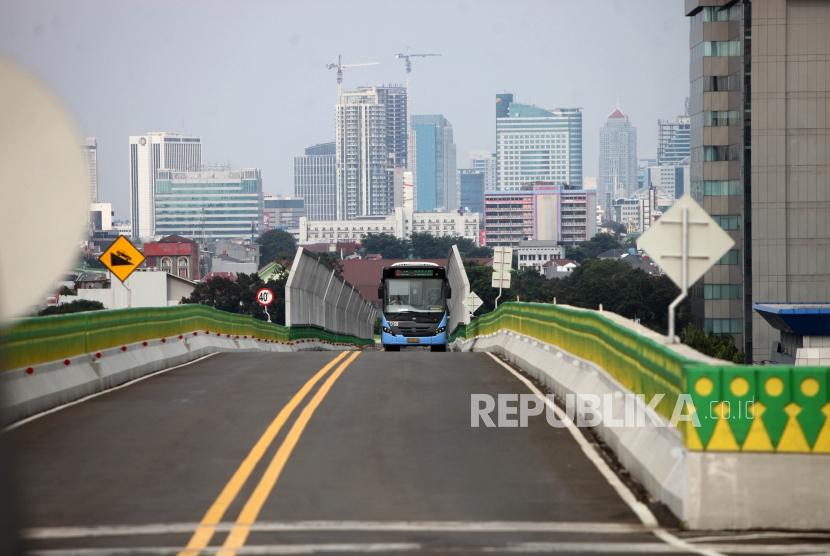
[99,235,145,282]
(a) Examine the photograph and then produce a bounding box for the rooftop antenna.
[326,54,379,97]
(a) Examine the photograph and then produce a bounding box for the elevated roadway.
[10,351,826,555]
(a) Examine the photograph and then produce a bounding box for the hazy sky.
[1,0,689,219]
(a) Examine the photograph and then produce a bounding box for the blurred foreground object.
[0,56,89,555]
[0,57,88,320]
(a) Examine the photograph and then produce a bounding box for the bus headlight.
[435,326,446,334]
[382,326,394,334]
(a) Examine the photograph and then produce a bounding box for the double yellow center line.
[179,350,361,556]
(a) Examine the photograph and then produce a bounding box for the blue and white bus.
[378,262,451,352]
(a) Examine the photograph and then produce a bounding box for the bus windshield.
[384,278,445,314]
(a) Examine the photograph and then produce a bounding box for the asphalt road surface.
[8,350,825,555]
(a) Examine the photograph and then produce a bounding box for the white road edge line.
[3,352,219,432]
[23,520,651,539]
[484,352,725,556]
[686,532,830,543]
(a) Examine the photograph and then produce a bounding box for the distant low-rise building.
[517,240,566,275]
[62,270,196,309]
[298,208,479,245]
[143,235,200,280]
[543,258,578,279]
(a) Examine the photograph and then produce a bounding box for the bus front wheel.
[384,344,400,352]
[430,344,447,352]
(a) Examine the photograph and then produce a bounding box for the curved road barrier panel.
[0,305,373,426]
[453,302,830,529]
[285,247,376,340]
[446,245,472,335]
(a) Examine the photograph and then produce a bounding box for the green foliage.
[361,233,410,259]
[181,272,287,324]
[681,323,746,363]
[257,229,297,265]
[466,258,688,334]
[58,285,77,296]
[565,233,624,263]
[316,252,343,275]
[409,233,492,259]
[605,220,628,237]
[361,232,492,260]
[38,299,104,316]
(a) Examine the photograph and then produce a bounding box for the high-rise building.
[335,88,391,220]
[294,142,336,221]
[657,115,691,166]
[264,195,305,231]
[459,169,485,215]
[129,132,202,240]
[598,108,638,217]
[84,137,98,204]
[648,163,689,208]
[495,94,582,191]
[411,114,457,212]
[470,151,496,191]
[483,184,596,247]
[637,158,657,190]
[374,85,408,169]
[154,168,262,241]
[686,0,830,362]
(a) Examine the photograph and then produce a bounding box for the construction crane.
[395,47,440,79]
[326,54,379,97]
[395,49,441,130]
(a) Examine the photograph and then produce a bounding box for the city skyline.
[0,0,689,219]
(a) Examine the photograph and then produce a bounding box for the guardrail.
[285,247,376,340]
[1,305,373,371]
[446,245,471,335]
[455,302,830,454]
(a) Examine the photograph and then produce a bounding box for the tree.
[565,233,624,262]
[464,261,497,313]
[38,299,104,316]
[681,323,745,363]
[410,233,453,259]
[316,252,344,275]
[258,230,297,265]
[410,233,492,259]
[181,272,288,324]
[469,258,689,336]
[361,233,409,259]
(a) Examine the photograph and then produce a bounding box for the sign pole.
[264,305,271,323]
[667,206,689,343]
[495,286,502,309]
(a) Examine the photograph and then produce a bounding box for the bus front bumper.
[381,331,447,346]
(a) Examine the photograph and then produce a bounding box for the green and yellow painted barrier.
[454,302,830,454]
[0,305,373,371]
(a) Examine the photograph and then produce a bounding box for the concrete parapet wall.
[1,333,350,427]
[285,247,377,339]
[454,330,830,530]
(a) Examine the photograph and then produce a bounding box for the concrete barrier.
[446,245,471,334]
[1,332,351,427]
[454,329,830,530]
[285,247,376,339]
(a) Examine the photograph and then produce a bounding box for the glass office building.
[154,168,263,240]
[495,93,582,191]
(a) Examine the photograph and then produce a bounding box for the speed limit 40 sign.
[256,288,274,306]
